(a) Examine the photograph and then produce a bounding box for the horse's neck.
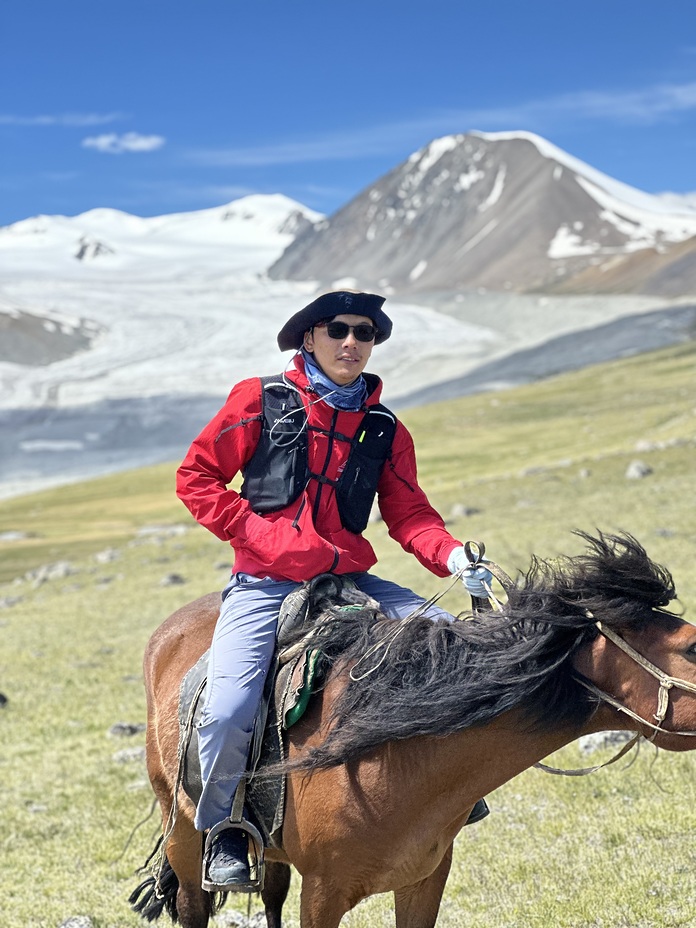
[400,707,628,804]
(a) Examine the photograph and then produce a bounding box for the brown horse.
[132,532,696,928]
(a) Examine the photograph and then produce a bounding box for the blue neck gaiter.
[300,348,368,411]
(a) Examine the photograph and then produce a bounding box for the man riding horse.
[175,289,492,892]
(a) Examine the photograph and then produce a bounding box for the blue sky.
[1,0,695,225]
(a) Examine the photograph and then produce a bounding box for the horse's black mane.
[295,532,677,771]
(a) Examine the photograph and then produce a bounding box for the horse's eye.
[685,643,696,662]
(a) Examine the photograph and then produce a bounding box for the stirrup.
[465,798,490,825]
[202,817,265,893]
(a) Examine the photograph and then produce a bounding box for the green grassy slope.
[0,341,694,927]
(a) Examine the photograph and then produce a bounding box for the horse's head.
[564,533,696,750]
[574,613,696,750]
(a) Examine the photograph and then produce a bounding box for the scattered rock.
[112,746,146,764]
[625,459,653,480]
[160,573,186,586]
[0,596,22,609]
[0,530,32,542]
[519,465,546,477]
[94,548,120,564]
[578,731,634,756]
[635,437,690,452]
[108,721,146,738]
[138,524,189,538]
[0,693,8,708]
[126,778,150,792]
[59,917,95,928]
[515,498,535,509]
[27,802,48,814]
[578,468,591,479]
[654,527,676,538]
[212,911,267,928]
[27,561,77,588]
[449,503,481,519]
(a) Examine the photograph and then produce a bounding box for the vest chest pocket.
[335,412,396,534]
[242,442,307,514]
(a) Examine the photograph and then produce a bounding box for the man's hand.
[447,546,493,598]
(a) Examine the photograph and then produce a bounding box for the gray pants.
[194,571,454,831]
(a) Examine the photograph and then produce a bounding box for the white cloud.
[526,82,696,124]
[189,80,696,168]
[81,132,166,154]
[0,112,124,126]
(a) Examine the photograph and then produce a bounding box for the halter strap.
[536,618,696,777]
[596,622,696,699]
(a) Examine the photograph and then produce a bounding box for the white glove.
[447,546,493,598]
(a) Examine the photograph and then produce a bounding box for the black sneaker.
[206,828,250,888]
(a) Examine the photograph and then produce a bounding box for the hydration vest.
[240,375,397,534]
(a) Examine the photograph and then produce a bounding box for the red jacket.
[176,357,461,582]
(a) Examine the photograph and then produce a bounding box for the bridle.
[579,620,696,739]
[536,617,696,777]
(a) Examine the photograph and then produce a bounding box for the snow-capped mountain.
[0,192,510,411]
[0,191,508,498]
[0,194,320,278]
[269,131,696,296]
[1,153,694,500]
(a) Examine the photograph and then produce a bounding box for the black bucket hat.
[277,290,393,351]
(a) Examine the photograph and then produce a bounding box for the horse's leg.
[167,816,211,928]
[299,874,352,928]
[261,861,291,928]
[155,784,211,928]
[393,844,453,928]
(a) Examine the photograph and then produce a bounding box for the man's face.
[303,313,375,386]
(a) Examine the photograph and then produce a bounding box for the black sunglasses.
[315,321,377,342]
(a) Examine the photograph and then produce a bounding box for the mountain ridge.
[268,131,696,297]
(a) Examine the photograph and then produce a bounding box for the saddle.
[176,573,379,888]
